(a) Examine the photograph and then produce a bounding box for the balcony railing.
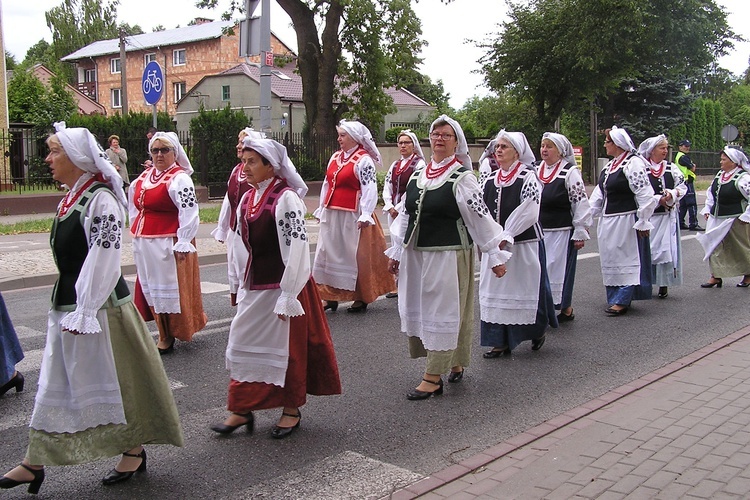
[77,81,97,101]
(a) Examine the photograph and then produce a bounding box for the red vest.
[389,154,419,205]
[226,164,251,231]
[240,178,292,289]
[130,165,182,237]
[324,148,368,211]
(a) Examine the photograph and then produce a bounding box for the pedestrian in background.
[675,139,703,231]
[0,123,182,494]
[105,134,129,190]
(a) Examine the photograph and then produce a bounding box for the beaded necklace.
[58,176,97,217]
[425,157,458,179]
[394,154,416,177]
[609,152,628,172]
[720,167,738,183]
[496,161,523,185]
[538,160,563,184]
[246,177,278,217]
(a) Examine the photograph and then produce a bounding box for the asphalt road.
[1,231,749,499]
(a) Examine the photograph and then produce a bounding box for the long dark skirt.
[606,234,653,306]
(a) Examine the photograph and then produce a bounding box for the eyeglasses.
[495,144,513,151]
[430,132,455,141]
[150,147,173,155]
[397,141,413,146]
[603,139,613,144]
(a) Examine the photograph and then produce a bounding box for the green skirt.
[26,301,184,465]
[709,219,750,278]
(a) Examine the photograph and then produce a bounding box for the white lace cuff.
[274,292,305,317]
[60,309,102,334]
[633,219,654,231]
[385,244,402,261]
[173,240,197,253]
[572,227,590,241]
[739,213,750,224]
[211,226,228,242]
[499,231,515,246]
[485,249,512,268]
[358,213,376,225]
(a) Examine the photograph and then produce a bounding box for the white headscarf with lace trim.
[542,132,576,165]
[240,127,266,140]
[148,131,194,175]
[609,126,637,154]
[430,114,472,168]
[637,135,668,160]
[397,129,424,160]
[724,147,750,173]
[243,137,308,197]
[495,130,536,166]
[337,120,382,166]
[52,122,127,207]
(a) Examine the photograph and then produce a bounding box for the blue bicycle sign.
[142,62,164,105]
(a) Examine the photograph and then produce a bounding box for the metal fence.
[0,128,56,193]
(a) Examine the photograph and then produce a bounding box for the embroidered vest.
[599,156,639,215]
[227,163,252,231]
[130,165,183,237]
[403,167,474,251]
[484,168,542,243]
[240,179,292,289]
[388,155,419,205]
[50,182,130,311]
[648,166,676,214]
[324,148,367,211]
[710,170,748,218]
[539,165,573,229]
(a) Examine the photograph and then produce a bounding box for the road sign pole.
[152,104,157,129]
[259,0,271,133]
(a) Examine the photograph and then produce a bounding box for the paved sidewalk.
[388,324,750,499]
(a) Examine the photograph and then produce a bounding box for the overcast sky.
[2,0,749,109]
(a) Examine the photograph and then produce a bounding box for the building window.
[173,49,186,66]
[174,82,187,102]
[110,57,121,74]
[84,68,96,82]
[112,88,122,108]
[144,53,156,65]
[222,85,230,101]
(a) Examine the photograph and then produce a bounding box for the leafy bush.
[189,104,251,185]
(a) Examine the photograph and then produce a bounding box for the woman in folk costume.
[537,132,592,323]
[697,147,750,288]
[638,135,687,299]
[211,137,340,439]
[387,115,508,400]
[480,131,557,358]
[382,130,426,298]
[589,126,656,315]
[477,137,499,186]
[129,131,207,354]
[0,123,182,495]
[212,127,266,306]
[313,120,395,313]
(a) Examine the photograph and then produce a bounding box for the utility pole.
[259,0,271,133]
[119,28,128,114]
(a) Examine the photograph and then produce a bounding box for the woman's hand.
[388,208,398,218]
[499,241,508,251]
[388,258,399,275]
[357,220,372,230]
[573,240,585,250]
[63,328,82,336]
[174,251,188,262]
[491,263,507,278]
[277,314,288,321]
[659,192,672,207]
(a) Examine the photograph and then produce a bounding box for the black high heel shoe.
[0,372,24,397]
[210,412,255,435]
[157,338,175,355]
[0,463,45,494]
[102,448,146,485]
[701,277,723,288]
[271,410,301,439]
[447,369,464,383]
[483,347,510,358]
[347,301,368,313]
[406,378,444,400]
[532,335,546,351]
[323,301,338,312]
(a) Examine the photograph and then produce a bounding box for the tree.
[721,84,750,146]
[481,0,738,133]
[5,52,18,71]
[404,73,451,113]
[197,0,426,140]
[45,0,120,83]
[7,69,76,132]
[21,40,58,71]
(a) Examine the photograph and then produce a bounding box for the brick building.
[60,19,295,117]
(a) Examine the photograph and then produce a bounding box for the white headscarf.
[52,121,127,207]
[609,126,637,154]
[240,127,266,140]
[430,114,472,168]
[397,129,424,160]
[495,130,536,166]
[148,131,194,175]
[724,147,750,173]
[243,137,308,197]
[637,134,667,160]
[542,132,576,165]
[337,120,382,166]
[479,138,498,164]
